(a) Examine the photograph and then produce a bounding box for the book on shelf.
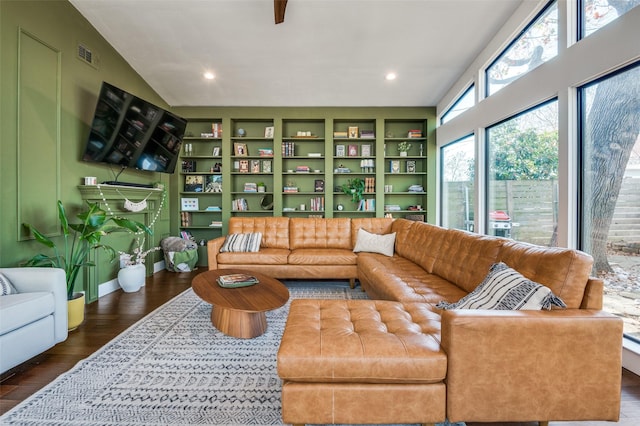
[282,141,295,157]
[205,206,221,211]
[181,160,196,172]
[262,160,272,173]
[310,196,325,211]
[390,160,401,173]
[357,199,375,211]
[361,144,372,156]
[283,186,299,193]
[244,182,258,192]
[239,160,249,173]
[348,145,358,156]
[232,198,248,211]
[364,177,375,193]
[308,152,322,157]
[406,160,416,173]
[180,211,192,226]
[314,179,325,192]
[212,122,223,138]
[408,130,423,138]
[180,230,194,240]
[335,145,346,157]
[360,129,375,139]
[205,175,222,192]
[209,220,223,227]
[348,126,359,139]
[251,160,261,173]
[295,165,311,173]
[258,148,274,157]
[333,131,348,138]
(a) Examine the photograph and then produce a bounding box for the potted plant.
[22,200,151,329]
[257,182,266,193]
[398,141,412,156]
[117,236,161,293]
[341,178,365,203]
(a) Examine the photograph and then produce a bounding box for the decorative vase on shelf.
[118,264,146,293]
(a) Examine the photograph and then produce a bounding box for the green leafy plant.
[398,141,412,153]
[341,178,365,203]
[22,200,152,300]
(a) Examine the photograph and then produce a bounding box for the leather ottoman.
[277,299,447,426]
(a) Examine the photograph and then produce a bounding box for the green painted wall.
[0,1,171,293]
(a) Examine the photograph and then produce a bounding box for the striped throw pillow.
[0,272,18,295]
[220,232,263,253]
[436,262,566,311]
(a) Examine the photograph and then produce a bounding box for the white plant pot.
[399,151,408,157]
[118,264,146,293]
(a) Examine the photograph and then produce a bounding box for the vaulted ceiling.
[69,0,525,107]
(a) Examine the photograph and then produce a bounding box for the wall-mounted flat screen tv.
[81,81,187,174]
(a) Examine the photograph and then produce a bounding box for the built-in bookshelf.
[173,110,432,266]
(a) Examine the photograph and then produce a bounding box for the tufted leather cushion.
[217,248,289,265]
[350,218,394,248]
[289,218,352,249]
[277,299,447,384]
[498,240,593,309]
[227,217,289,249]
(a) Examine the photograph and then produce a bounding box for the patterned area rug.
[1,281,462,426]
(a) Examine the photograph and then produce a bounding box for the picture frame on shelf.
[251,160,261,173]
[336,145,346,157]
[314,179,325,193]
[264,126,274,138]
[348,126,359,139]
[181,198,199,211]
[390,160,401,174]
[361,144,371,156]
[212,146,221,156]
[348,145,358,157]
[406,160,416,173]
[262,159,272,173]
[239,159,250,173]
[234,142,247,156]
[184,175,204,192]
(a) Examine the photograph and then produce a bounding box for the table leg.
[211,306,268,338]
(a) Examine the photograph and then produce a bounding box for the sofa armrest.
[207,236,226,270]
[1,267,68,343]
[440,309,623,423]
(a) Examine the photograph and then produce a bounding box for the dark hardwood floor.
[1,269,639,425]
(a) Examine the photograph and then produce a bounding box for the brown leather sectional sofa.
[209,216,624,425]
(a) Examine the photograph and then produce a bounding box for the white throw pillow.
[0,272,18,295]
[220,232,262,253]
[353,228,396,257]
[436,262,566,311]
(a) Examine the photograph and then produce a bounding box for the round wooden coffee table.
[191,269,289,338]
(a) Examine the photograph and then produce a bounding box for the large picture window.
[579,62,640,340]
[486,1,558,96]
[486,100,558,245]
[580,0,640,39]
[441,135,475,231]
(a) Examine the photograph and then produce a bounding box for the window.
[486,1,558,96]
[441,135,475,231]
[486,100,558,244]
[579,62,640,340]
[441,85,475,125]
[580,0,640,38]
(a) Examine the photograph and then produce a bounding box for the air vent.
[77,43,98,69]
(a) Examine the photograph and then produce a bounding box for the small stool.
[277,299,447,426]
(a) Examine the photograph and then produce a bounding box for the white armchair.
[0,267,68,373]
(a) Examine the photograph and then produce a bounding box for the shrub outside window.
[486,1,558,96]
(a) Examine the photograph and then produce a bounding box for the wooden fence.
[443,178,640,246]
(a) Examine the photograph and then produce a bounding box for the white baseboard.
[97,260,165,298]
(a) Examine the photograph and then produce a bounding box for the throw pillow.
[352,228,396,257]
[0,272,18,295]
[220,232,263,253]
[436,262,566,311]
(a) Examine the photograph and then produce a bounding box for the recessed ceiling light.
[204,72,215,80]
[385,72,397,81]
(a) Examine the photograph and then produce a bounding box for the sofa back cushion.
[290,218,352,249]
[227,217,290,249]
[392,220,502,293]
[350,218,394,248]
[498,241,593,308]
